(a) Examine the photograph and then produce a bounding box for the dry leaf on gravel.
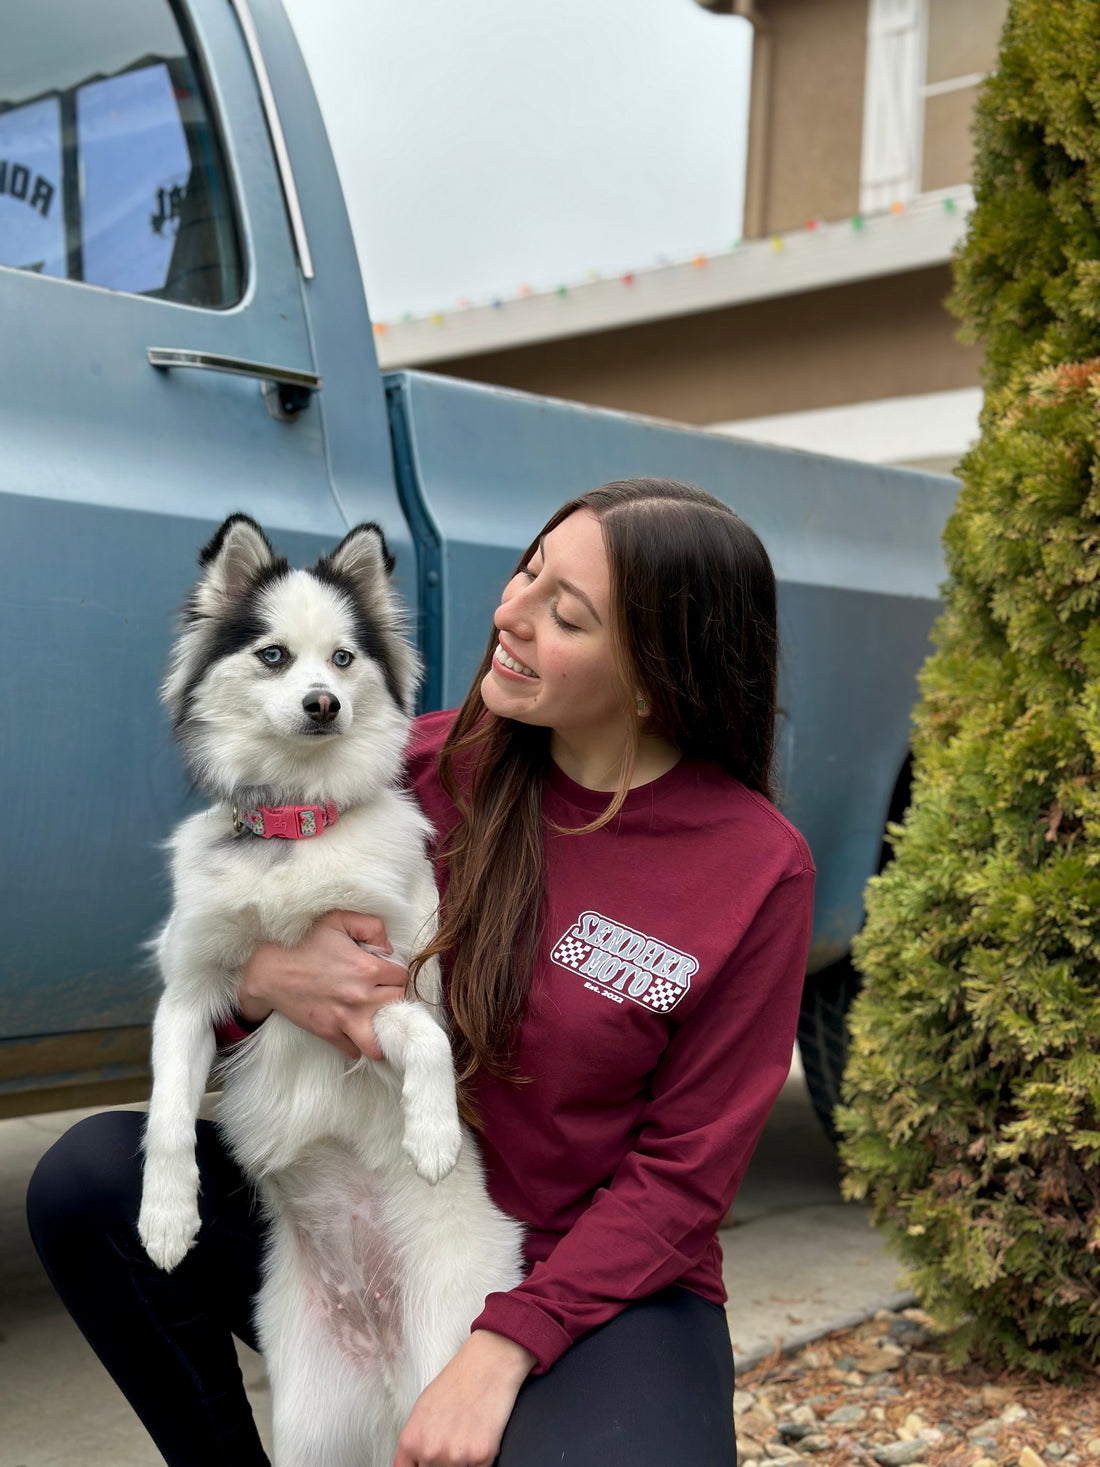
[735,1307,1100,1467]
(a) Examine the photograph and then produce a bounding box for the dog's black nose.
[303,691,341,724]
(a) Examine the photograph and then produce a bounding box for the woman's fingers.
[237,911,410,1057]
[392,1331,533,1467]
[330,908,392,951]
[343,1021,384,1063]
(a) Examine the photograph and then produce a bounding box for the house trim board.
[374,185,973,370]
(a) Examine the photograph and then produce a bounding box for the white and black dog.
[138,514,522,1467]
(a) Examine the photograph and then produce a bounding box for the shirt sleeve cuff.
[214,1011,265,1051]
[471,1291,574,1375]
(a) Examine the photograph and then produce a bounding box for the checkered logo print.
[551,936,588,970]
[642,978,680,1013]
[550,910,697,1017]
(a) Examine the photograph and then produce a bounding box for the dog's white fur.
[139,517,523,1466]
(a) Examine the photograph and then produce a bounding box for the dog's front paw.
[138,1165,201,1271]
[402,1111,462,1185]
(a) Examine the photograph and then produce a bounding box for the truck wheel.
[797,755,911,1144]
[796,954,862,1146]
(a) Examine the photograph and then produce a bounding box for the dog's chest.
[176,808,424,946]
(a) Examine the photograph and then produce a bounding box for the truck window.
[0,0,242,307]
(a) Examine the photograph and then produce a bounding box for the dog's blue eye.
[333,649,354,668]
[258,646,285,666]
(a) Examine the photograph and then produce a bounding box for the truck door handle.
[147,347,321,421]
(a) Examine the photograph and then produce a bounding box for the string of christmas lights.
[371,194,965,337]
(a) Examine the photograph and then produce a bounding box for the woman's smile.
[492,638,538,680]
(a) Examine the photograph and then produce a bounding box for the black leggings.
[26,1111,737,1466]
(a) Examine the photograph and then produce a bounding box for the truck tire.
[796,953,863,1146]
[797,755,912,1144]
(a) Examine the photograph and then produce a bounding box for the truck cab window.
[0,0,242,307]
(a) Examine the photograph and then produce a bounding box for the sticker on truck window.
[77,63,192,295]
[0,0,242,307]
[0,98,65,277]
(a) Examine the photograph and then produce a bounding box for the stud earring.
[636,697,647,714]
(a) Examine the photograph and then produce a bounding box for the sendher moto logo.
[551,910,696,1014]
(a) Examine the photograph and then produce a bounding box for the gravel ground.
[735,1307,1100,1467]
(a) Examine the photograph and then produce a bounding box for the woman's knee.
[500,1289,736,1467]
[26,1109,145,1262]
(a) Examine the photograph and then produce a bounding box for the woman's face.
[480,509,631,754]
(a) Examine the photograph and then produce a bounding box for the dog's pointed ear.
[316,523,421,715]
[164,516,283,721]
[326,522,396,589]
[194,515,278,614]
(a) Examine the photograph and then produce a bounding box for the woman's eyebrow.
[558,578,602,624]
[537,537,603,624]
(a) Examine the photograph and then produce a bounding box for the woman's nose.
[495,596,533,639]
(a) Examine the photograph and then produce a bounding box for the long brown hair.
[411,479,778,1119]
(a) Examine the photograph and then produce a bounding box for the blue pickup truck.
[0,0,958,1135]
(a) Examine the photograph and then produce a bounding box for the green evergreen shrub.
[838,0,1100,1379]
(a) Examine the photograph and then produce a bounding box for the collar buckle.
[231,801,338,840]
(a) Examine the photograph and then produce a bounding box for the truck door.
[0,0,344,1097]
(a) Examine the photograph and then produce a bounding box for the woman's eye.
[258,645,285,666]
[333,649,354,668]
[551,605,581,633]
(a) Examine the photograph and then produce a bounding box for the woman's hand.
[238,910,408,1061]
[393,1330,536,1467]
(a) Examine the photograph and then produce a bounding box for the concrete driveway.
[0,1059,911,1467]
[721,1057,913,1367]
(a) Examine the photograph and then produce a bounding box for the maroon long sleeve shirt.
[405,712,815,1372]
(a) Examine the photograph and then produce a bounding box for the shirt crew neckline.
[546,752,703,813]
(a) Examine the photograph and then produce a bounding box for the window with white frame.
[860,0,1009,212]
[859,0,928,215]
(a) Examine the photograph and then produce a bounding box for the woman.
[27,478,814,1467]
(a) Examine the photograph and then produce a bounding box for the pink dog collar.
[232,801,338,839]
